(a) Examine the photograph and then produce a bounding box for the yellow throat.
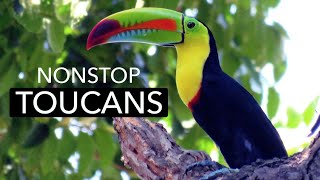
[175,32,211,106]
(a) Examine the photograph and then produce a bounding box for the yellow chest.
[175,35,210,106]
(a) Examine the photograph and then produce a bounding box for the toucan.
[87,8,288,168]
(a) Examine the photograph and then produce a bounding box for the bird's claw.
[185,160,223,175]
[185,160,238,179]
[200,168,239,180]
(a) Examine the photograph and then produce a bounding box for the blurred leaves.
[303,97,319,125]
[77,132,94,174]
[286,96,319,129]
[287,107,302,128]
[40,130,59,175]
[267,87,280,119]
[14,10,42,33]
[47,19,66,53]
[23,123,50,148]
[93,127,117,167]
[0,62,19,96]
[58,129,76,161]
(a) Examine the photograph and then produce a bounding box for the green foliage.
[23,123,50,148]
[285,96,319,129]
[0,0,311,179]
[267,87,280,119]
[47,19,66,53]
[77,132,95,174]
[287,107,303,128]
[303,97,319,125]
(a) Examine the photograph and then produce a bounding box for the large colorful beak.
[86,8,184,50]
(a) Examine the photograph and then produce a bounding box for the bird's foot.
[185,160,239,179]
[200,168,239,180]
[185,160,223,175]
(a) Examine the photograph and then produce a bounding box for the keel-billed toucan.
[87,8,288,168]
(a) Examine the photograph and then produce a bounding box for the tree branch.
[113,117,320,180]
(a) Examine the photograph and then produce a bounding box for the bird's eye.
[187,22,196,29]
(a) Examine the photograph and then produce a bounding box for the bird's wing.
[199,73,287,167]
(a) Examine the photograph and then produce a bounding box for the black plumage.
[190,29,288,168]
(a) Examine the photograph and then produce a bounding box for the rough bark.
[113,117,320,180]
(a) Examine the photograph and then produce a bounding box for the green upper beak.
[86,8,184,50]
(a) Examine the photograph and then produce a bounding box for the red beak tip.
[86,37,94,50]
